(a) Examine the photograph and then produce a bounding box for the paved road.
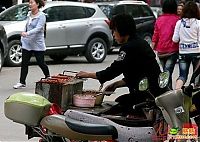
[0,53,193,141]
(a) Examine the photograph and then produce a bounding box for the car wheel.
[0,48,3,72]
[143,34,152,47]
[49,55,67,62]
[5,40,22,67]
[85,38,107,63]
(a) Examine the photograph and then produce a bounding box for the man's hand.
[104,82,116,92]
[103,80,126,96]
[76,71,89,78]
[182,84,193,97]
[76,71,97,79]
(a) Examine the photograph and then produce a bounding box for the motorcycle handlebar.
[193,86,200,92]
[182,84,200,97]
[132,100,155,110]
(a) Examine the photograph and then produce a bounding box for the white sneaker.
[13,83,26,89]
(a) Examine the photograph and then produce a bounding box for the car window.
[44,6,61,22]
[140,5,154,17]
[126,4,143,18]
[64,6,87,20]
[0,4,29,21]
[45,6,90,22]
[85,7,95,17]
[112,5,125,16]
[98,4,113,19]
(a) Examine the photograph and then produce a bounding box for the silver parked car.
[0,1,113,66]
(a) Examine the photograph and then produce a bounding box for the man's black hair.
[162,0,177,14]
[110,14,136,37]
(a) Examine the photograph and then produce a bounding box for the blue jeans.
[177,53,200,85]
[159,53,178,89]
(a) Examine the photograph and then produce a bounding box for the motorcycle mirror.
[158,71,170,88]
[139,77,149,91]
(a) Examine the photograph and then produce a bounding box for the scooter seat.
[41,114,118,141]
[102,115,153,127]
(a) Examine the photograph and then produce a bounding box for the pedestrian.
[76,14,167,115]
[152,0,180,89]
[13,0,50,89]
[172,1,200,90]
[177,1,185,17]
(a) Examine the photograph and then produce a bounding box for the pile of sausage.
[38,74,75,84]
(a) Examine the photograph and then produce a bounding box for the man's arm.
[76,71,97,79]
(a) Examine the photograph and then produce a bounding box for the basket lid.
[5,92,51,107]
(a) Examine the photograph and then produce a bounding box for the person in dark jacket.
[76,14,166,114]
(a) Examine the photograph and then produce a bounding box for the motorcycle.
[4,71,192,142]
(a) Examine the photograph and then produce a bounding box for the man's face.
[113,30,127,44]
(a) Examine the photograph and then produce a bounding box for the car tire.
[143,34,152,47]
[5,40,22,67]
[0,48,3,72]
[49,55,67,62]
[85,38,107,63]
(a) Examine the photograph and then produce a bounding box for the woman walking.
[172,1,200,90]
[152,0,180,89]
[13,0,50,89]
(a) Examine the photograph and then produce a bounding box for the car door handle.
[87,22,93,27]
[58,25,66,29]
[140,19,145,23]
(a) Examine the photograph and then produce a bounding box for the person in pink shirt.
[152,0,179,89]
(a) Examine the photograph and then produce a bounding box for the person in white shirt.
[172,1,200,89]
